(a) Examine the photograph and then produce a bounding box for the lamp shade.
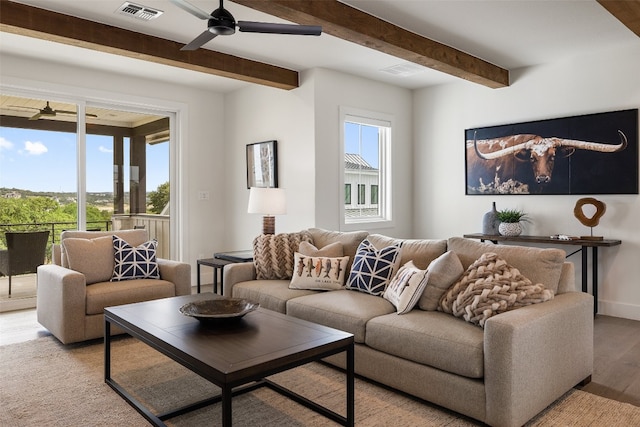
[248,187,286,215]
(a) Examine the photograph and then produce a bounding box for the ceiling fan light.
[208,7,235,35]
[208,24,235,35]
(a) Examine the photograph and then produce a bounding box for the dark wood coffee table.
[104,293,354,426]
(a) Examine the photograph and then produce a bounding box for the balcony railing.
[1,214,170,259]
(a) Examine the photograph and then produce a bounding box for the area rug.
[1,336,639,426]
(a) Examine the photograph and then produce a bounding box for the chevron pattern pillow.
[111,235,160,281]
[346,239,402,296]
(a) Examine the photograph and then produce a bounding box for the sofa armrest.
[36,264,87,344]
[222,262,256,297]
[483,292,593,427]
[157,258,191,296]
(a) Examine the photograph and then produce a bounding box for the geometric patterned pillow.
[111,235,160,281]
[346,239,402,296]
[438,252,554,327]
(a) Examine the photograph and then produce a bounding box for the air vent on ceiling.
[116,2,163,21]
[380,62,425,77]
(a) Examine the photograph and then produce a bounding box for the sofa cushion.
[447,237,565,293]
[383,261,428,314]
[253,231,313,280]
[367,234,447,270]
[418,251,465,311]
[286,290,395,343]
[366,310,485,379]
[62,236,114,285]
[290,253,350,290]
[298,241,344,257]
[439,252,555,327]
[60,229,148,268]
[307,228,368,272]
[85,278,175,315]
[111,236,160,281]
[346,239,402,296]
[232,280,319,313]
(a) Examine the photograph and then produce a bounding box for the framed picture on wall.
[465,109,638,195]
[246,140,278,188]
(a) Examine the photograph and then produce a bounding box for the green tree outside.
[148,181,169,214]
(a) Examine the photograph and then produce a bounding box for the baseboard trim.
[597,299,640,321]
[0,296,36,313]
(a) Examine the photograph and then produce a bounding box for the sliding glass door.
[0,92,172,303]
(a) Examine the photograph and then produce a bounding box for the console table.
[463,233,622,315]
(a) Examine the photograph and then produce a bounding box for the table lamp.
[248,187,286,235]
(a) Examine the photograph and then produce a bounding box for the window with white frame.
[341,108,392,227]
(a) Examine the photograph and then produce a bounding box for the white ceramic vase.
[499,222,522,236]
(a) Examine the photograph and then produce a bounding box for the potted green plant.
[496,208,528,236]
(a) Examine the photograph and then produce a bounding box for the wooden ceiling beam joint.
[233,0,510,89]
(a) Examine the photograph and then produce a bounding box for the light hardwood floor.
[1,290,638,407]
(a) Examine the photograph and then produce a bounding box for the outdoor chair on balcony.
[37,229,191,344]
[0,231,50,297]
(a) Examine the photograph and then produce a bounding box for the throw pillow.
[289,252,350,290]
[253,231,313,280]
[346,239,402,296]
[111,235,160,281]
[306,228,368,272]
[439,252,554,327]
[298,241,344,257]
[62,236,114,285]
[418,251,465,311]
[447,237,565,293]
[383,261,428,314]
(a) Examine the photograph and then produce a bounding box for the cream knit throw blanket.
[439,252,554,327]
[253,231,313,280]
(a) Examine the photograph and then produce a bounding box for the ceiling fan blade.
[29,113,42,121]
[55,109,98,118]
[237,21,322,36]
[8,105,40,111]
[181,30,218,50]
[169,0,212,20]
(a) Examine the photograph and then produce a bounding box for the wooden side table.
[463,233,622,315]
[196,251,254,295]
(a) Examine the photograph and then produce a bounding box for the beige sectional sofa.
[224,228,593,427]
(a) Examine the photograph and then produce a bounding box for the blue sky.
[0,127,169,192]
[1,122,373,192]
[344,122,379,168]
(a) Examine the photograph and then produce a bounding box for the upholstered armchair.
[37,229,191,344]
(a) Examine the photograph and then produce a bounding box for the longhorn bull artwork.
[465,109,638,195]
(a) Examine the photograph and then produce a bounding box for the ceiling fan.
[8,101,98,121]
[170,0,322,51]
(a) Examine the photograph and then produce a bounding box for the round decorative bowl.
[179,298,259,325]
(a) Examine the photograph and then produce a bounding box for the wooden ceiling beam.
[597,0,640,38]
[0,0,299,90]
[233,0,509,88]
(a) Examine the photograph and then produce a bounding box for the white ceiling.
[1,0,638,93]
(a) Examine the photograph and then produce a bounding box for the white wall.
[310,68,413,236]
[0,53,225,284]
[222,68,415,250]
[222,75,316,248]
[414,43,640,320]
